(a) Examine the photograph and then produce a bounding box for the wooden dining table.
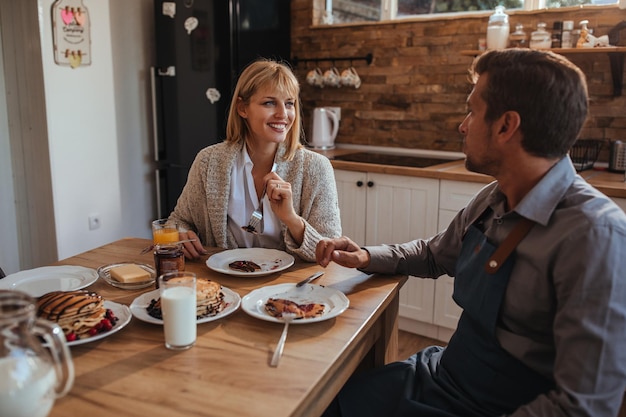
[46,238,408,417]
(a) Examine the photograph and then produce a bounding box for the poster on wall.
[51,0,91,68]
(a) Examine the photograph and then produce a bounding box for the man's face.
[458,74,500,177]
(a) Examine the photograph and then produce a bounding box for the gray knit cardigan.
[169,141,342,262]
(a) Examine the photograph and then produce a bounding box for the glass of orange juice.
[152,219,180,245]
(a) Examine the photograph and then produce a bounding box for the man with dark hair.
[317,49,626,417]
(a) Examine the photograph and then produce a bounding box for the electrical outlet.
[88,214,101,230]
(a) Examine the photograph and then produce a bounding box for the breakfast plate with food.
[206,248,295,277]
[130,279,241,325]
[0,265,98,297]
[241,283,350,324]
[36,290,132,346]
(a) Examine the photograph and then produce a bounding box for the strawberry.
[100,318,113,332]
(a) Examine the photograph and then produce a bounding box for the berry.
[100,319,113,331]
[66,332,77,342]
[89,327,98,336]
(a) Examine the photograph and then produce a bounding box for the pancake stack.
[37,290,107,339]
[195,278,226,317]
[147,278,226,320]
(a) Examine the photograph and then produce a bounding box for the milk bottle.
[0,290,74,417]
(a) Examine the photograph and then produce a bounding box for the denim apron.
[329,220,555,417]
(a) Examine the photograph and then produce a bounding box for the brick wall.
[291,0,626,161]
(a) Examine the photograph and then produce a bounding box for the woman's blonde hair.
[225,58,303,160]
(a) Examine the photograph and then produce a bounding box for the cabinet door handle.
[356,181,364,187]
[367,181,374,187]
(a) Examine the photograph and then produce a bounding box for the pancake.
[147,278,226,319]
[265,298,325,319]
[37,290,109,339]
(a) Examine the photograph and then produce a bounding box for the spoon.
[139,239,197,255]
[270,312,296,367]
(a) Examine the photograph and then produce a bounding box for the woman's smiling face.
[238,86,296,146]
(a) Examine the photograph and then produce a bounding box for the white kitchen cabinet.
[334,169,440,324]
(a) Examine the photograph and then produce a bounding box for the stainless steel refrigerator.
[151,0,291,218]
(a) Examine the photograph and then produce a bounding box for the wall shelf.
[460,47,626,97]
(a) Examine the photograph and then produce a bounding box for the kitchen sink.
[331,152,463,168]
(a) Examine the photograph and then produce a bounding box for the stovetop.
[331,152,463,168]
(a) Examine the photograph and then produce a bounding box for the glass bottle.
[561,20,574,48]
[486,6,510,50]
[529,22,552,50]
[153,243,185,289]
[509,24,528,48]
[0,290,74,417]
[551,21,563,48]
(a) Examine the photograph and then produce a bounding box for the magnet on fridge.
[75,8,86,26]
[61,6,73,25]
[163,2,176,18]
[69,51,82,69]
[184,17,198,34]
[206,88,221,104]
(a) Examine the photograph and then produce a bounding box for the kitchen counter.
[316,148,626,199]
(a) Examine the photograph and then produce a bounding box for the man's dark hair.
[470,49,589,158]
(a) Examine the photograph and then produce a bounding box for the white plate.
[130,287,241,325]
[97,262,156,290]
[0,265,98,297]
[66,301,132,347]
[206,248,295,277]
[241,283,350,324]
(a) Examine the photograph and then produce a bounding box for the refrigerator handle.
[150,67,160,162]
[155,168,163,219]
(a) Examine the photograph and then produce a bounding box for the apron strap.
[484,217,535,274]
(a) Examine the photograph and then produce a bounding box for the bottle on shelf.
[551,21,563,48]
[486,6,510,50]
[509,23,528,48]
[561,20,574,48]
[577,20,591,48]
[529,22,552,49]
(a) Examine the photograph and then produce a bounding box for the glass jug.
[0,290,74,417]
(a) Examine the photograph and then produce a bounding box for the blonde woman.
[170,59,341,262]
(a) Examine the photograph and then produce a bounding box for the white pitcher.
[309,107,339,149]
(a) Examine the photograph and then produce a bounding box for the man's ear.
[496,111,521,141]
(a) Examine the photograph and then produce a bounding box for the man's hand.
[315,237,371,269]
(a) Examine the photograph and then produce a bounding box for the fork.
[270,312,296,367]
[242,187,267,235]
[243,156,278,235]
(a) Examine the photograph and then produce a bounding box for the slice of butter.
[109,264,151,283]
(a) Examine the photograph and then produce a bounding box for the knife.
[295,271,324,287]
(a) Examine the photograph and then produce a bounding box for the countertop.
[315,147,626,199]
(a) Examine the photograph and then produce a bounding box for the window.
[328,0,618,23]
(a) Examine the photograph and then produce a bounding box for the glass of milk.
[159,272,197,350]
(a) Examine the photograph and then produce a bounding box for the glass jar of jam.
[153,244,184,288]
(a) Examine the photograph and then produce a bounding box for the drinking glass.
[158,272,197,350]
[152,218,179,245]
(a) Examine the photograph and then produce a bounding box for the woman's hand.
[315,237,371,269]
[178,229,207,260]
[264,172,305,243]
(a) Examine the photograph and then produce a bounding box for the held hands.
[315,237,371,269]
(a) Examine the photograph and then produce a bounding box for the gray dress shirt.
[364,157,626,417]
